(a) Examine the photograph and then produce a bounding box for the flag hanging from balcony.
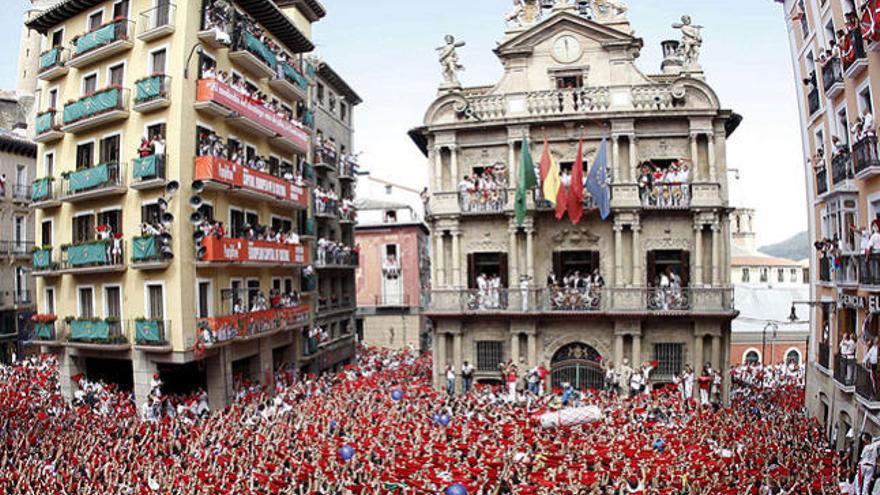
[539,138,562,209]
[514,136,538,226]
[568,139,585,224]
[586,137,611,220]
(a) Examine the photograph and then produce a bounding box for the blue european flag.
[586,137,611,220]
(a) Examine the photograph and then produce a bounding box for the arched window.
[743,349,761,365]
[786,348,802,365]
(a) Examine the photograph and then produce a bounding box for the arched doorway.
[551,343,604,391]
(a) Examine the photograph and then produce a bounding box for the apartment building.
[777,0,880,447]
[25,0,358,406]
[411,3,739,394]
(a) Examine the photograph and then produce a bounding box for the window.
[777,269,785,283]
[99,135,120,165]
[78,287,94,318]
[797,0,809,37]
[112,0,129,19]
[476,341,503,371]
[837,107,849,146]
[654,343,684,377]
[759,268,769,283]
[72,214,95,244]
[197,281,211,318]
[88,12,103,31]
[51,29,63,48]
[858,85,874,117]
[47,88,58,109]
[647,250,690,287]
[556,75,584,89]
[44,287,55,315]
[76,142,94,169]
[786,349,801,365]
[43,152,54,177]
[104,286,121,320]
[744,350,760,365]
[142,203,161,226]
[741,268,750,283]
[150,49,166,74]
[147,284,164,320]
[198,203,214,223]
[317,83,325,105]
[41,220,52,247]
[246,279,260,309]
[97,210,122,235]
[108,63,124,87]
[82,73,97,94]
[198,53,216,79]
[791,268,799,282]
[385,185,393,195]
[328,93,336,112]
[821,198,859,252]
[271,217,293,233]
[552,251,600,279]
[340,102,347,122]
[13,216,25,247]
[467,252,508,288]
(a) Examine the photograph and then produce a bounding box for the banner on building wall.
[201,237,309,265]
[194,156,307,207]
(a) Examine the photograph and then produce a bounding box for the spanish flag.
[539,138,561,208]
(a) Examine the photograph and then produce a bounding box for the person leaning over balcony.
[841,332,857,383]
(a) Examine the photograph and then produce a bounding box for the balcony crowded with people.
[457,165,508,213]
[196,129,308,188]
[637,159,691,208]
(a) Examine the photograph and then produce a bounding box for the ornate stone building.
[410,2,739,394]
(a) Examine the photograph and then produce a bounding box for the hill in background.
[758,231,810,262]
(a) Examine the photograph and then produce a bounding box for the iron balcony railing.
[61,162,125,197]
[13,290,32,306]
[818,256,832,283]
[862,254,880,286]
[12,183,30,202]
[60,239,126,270]
[35,110,61,136]
[71,19,133,59]
[843,29,868,72]
[132,155,166,183]
[640,183,691,209]
[31,177,58,203]
[833,353,856,387]
[134,319,170,346]
[821,57,844,94]
[38,46,67,74]
[139,3,176,36]
[818,342,831,370]
[815,167,829,196]
[831,151,854,184]
[856,364,880,404]
[63,318,128,345]
[134,74,171,105]
[426,287,734,313]
[0,240,35,256]
[315,147,338,168]
[459,189,508,214]
[61,87,130,127]
[31,320,57,342]
[854,136,880,175]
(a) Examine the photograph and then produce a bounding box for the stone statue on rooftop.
[506,0,542,28]
[672,15,704,68]
[593,0,627,21]
[437,35,466,89]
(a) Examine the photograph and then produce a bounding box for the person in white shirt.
[863,109,875,139]
[841,332,857,384]
[445,365,456,396]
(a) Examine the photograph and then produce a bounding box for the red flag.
[555,182,567,220]
[539,137,552,183]
[568,139,585,224]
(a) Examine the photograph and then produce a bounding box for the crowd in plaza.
[457,167,508,213]
[636,159,691,208]
[0,348,842,494]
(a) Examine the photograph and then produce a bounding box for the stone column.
[707,133,717,183]
[453,330,462,391]
[451,229,462,288]
[257,337,274,388]
[694,222,703,286]
[711,222,721,285]
[527,331,537,367]
[614,334,624,367]
[207,347,233,409]
[450,144,459,186]
[631,223,642,286]
[628,135,638,182]
[433,145,443,191]
[614,224,624,286]
[690,134,700,181]
[511,332,520,364]
[711,334,721,370]
[632,332,642,365]
[693,333,704,370]
[611,134,621,183]
[435,332,446,389]
[508,140,518,189]
[435,232,446,288]
[133,352,159,408]
[525,226,535,281]
[508,223,519,284]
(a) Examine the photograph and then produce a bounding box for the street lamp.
[762,322,778,367]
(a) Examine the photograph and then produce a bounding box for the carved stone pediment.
[552,227,601,246]
[468,231,507,252]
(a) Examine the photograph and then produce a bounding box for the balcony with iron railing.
[269,61,309,102]
[63,317,129,350]
[856,364,880,409]
[315,198,339,219]
[818,342,831,372]
[11,183,29,203]
[835,254,860,287]
[808,87,821,116]
[30,177,60,208]
[61,162,126,202]
[34,110,63,143]
[138,3,175,42]
[815,166,829,196]
[818,256,832,283]
[60,239,126,274]
[13,290,33,307]
[831,150,854,185]
[822,57,845,98]
[843,30,869,78]
[0,240,34,258]
[37,46,68,81]
[131,235,172,270]
[833,353,856,391]
[131,155,167,190]
[133,319,171,350]
[193,155,309,208]
[314,147,339,169]
[133,75,171,113]
[69,19,134,69]
[30,317,59,344]
[32,247,60,276]
[459,189,509,214]
[338,158,358,181]
[194,78,310,153]
[60,87,130,134]
[197,304,310,346]
[317,295,356,314]
[315,249,359,269]
[854,136,880,178]
[640,183,691,209]
[426,287,735,315]
[229,29,278,79]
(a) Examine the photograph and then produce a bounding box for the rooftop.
[0,129,36,157]
[315,61,363,106]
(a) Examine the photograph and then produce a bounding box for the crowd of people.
[468,272,507,310]
[649,267,687,311]
[198,218,301,246]
[316,238,358,266]
[457,167,508,213]
[199,288,306,345]
[93,223,125,265]
[197,131,308,187]
[315,137,361,178]
[0,348,841,494]
[636,159,691,208]
[546,269,605,311]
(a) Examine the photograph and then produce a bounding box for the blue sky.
[1,1,806,246]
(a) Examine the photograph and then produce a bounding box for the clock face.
[552,35,582,64]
